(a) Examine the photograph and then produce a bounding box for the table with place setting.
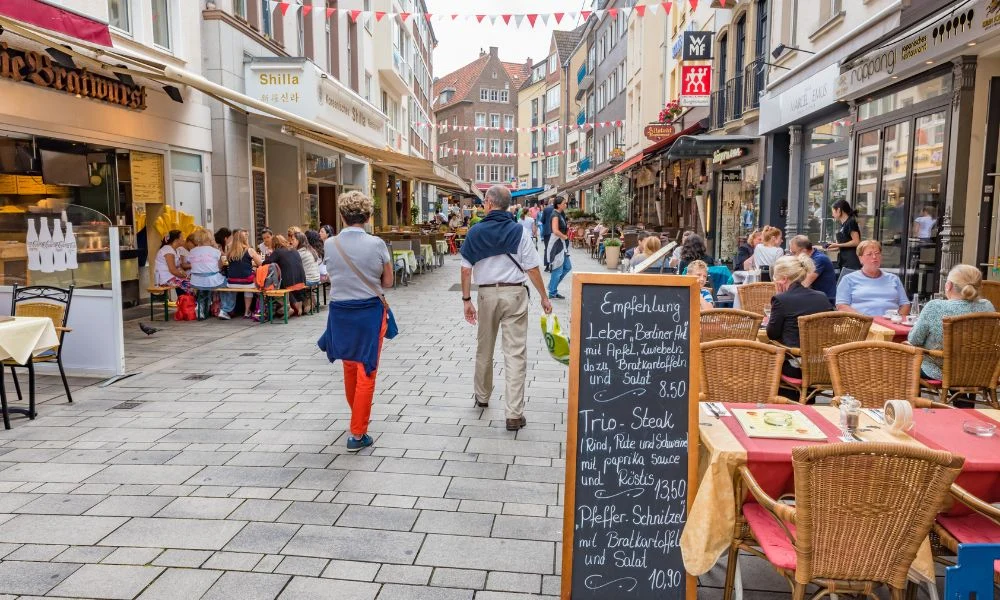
[0,315,61,426]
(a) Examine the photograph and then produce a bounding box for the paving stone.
[184,466,302,487]
[85,495,173,517]
[491,515,562,542]
[101,547,163,565]
[233,486,281,499]
[137,567,223,600]
[201,571,291,600]
[376,457,444,475]
[151,549,213,568]
[0,515,127,545]
[254,553,284,573]
[283,525,424,564]
[224,522,300,554]
[289,468,348,490]
[376,564,433,585]
[440,461,508,480]
[278,576,380,600]
[0,493,40,512]
[49,564,164,599]
[165,450,238,466]
[277,501,346,525]
[226,452,294,467]
[274,488,321,501]
[321,559,381,581]
[376,583,474,600]
[274,556,329,577]
[99,517,245,550]
[540,575,560,596]
[0,560,82,596]
[53,545,115,564]
[412,511,494,537]
[473,592,559,600]
[415,535,553,574]
[0,463,104,483]
[5,544,68,561]
[107,450,180,465]
[485,572,541,594]
[229,499,293,522]
[430,568,487,590]
[86,465,203,485]
[337,505,419,531]
[338,471,450,498]
[155,496,243,519]
[203,551,264,571]
[447,478,557,505]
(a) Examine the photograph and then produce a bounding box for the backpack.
[255,263,281,291]
[173,294,196,321]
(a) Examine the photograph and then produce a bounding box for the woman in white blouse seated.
[746,225,785,270]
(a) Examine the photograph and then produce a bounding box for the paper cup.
[884,400,914,433]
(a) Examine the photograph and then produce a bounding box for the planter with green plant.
[594,175,633,269]
[409,205,421,225]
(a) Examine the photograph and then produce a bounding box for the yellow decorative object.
[153,205,198,239]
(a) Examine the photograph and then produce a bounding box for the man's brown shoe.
[506,416,526,431]
[474,398,489,408]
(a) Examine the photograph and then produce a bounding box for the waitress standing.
[828,199,861,273]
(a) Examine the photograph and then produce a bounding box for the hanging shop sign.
[644,123,676,141]
[246,59,387,149]
[712,147,745,165]
[836,0,987,100]
[0,41,147,110]
[679,65,711,107]
[682,31,713,60]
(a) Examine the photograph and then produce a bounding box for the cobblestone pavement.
[0,251,918,599]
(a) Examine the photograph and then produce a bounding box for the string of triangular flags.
[267,0,728,24]
[437,144,589,159]
[417,120,623,133]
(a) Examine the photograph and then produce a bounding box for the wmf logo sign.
[682,31,713,61]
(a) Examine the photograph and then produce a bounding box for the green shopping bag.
[541,314,570,366]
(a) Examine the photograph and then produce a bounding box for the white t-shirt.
[520,216,536,238]
[752,244,784,269]
[461,229,541,285]
[914,215,935,238]
[154,245,178,285]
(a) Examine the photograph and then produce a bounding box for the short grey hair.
[789,234,812,253]
[486,185,512,210]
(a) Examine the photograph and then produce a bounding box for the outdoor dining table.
[392,249,417,274]
[434,240,448,255]
[755,321,900,344]
[872,316,914,342]
[419,244,435,267]
[679,403,1000,584]
[0,316,59,365]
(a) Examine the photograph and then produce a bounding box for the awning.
[561,163,614,196]
[0,0,112,46]
[0,13,471,196]
[665,135,759,161]
[538,188,559,201]
[511,187,544,198]
[612,151,644,174]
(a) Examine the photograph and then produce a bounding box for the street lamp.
[772,43,817,60]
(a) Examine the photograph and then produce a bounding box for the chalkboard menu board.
[562,273,699,600]
[252,171,267,238]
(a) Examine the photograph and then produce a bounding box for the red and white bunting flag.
[634,5,646,17]
[374,11,386,21]
[526,14,538,27]
[424,13,433,21]
[553,12,564,23]
[325,7,335,18]
[399,12,411,21]
[301,4,312,16]
[514,14,525,27]
[277,2,292,16]
[348,9,362,22]
[501,14,512,25]
[689,0,698,9]
[647,3,660,14]
[663,2,673,14]
[475,14,486,22]
[451,14,460,20]
[580,10,592,21]
[608,8,618,18]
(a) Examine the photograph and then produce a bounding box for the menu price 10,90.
[562,273,700,600]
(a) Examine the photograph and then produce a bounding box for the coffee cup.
[884,400,914,434]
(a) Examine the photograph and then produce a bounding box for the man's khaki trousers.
[474,286,528,419]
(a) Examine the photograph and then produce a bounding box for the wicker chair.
[773,312,872,404]
[699,340,787,405]
[3,285,75,429]
[700,309,763,342]
[919,312,1000,408]
[737,282,776,316]
[981,281,1000,313]
[826,341,934,409]
[725,442,964,600]
[932,483,1000,586]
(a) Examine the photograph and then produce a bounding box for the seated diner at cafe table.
[835,239,910,317]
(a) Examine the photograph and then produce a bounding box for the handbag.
[333,236,399,339]
[540,314,570,366]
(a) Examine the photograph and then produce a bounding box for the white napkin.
[862,409,885,424]
[701,402,732,417]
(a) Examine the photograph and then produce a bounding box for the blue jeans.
[221,284,256,315]
[548,253,572,296]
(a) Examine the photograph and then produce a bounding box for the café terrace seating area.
[687,293,1000,598]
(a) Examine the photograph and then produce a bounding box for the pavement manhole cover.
[183,374,213,381]
[112,402,142,410]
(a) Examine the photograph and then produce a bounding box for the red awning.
[643,121,706,158]
[0,0,112,47]
[612,151,645,174]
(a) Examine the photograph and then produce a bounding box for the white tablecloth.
[0,316,59,365]
[717,284,742,309]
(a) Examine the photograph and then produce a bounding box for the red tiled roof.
[433,54,530,112]
[503,62,530,89]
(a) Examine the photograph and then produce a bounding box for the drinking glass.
[762,308,771,327]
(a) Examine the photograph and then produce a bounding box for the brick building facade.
[433,47,529,194]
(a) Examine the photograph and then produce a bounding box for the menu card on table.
[731,408,828,441]
[562,273,700,600]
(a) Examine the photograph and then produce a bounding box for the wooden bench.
[148,286,292,322]
[147,286,175,321]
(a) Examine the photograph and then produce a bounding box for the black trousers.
[542,235,551,268]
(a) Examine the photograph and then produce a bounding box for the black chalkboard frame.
[561,272,701,600]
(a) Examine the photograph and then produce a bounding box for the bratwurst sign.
[0,42,147,110]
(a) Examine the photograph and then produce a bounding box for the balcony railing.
[710,90,725,131]
[744,58,765,112]
[724,74,744,122]
[577,110,586,127]
[392,49,412,85]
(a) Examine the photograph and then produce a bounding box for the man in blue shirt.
[790,235,836,304]
[539,199,555,271]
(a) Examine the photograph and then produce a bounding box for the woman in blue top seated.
[835,239,910,317]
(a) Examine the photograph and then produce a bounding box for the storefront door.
[852,108,947,297]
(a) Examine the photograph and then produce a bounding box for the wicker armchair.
[932,483,1000,586]
[981,281,1000,313]
[699,340,787,404]
[725,442,964,600]
[737,282,776,316]
[826,341,933,409]
[919,312,1000,408]
[700,309,763,342]
[773,312,872,404]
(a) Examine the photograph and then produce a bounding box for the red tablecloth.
[873,316,913,342]
[720,404,842,497]
[910,408,1000,506]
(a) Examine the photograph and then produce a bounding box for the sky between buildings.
[427,0,593,77]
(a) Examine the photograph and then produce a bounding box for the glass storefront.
[715,161,759,265]
[850,72,950,299]
[802,116,850,243]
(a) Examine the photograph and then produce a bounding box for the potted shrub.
[409,204,421,225]
[594,174,633,270]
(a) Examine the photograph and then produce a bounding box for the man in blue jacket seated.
[460,185,552,432]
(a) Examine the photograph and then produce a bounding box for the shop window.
[809,119,849,149]
[857,73,951,122]
[151,0,171,49]
[171,152,202,173]
[108,0,131,33]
